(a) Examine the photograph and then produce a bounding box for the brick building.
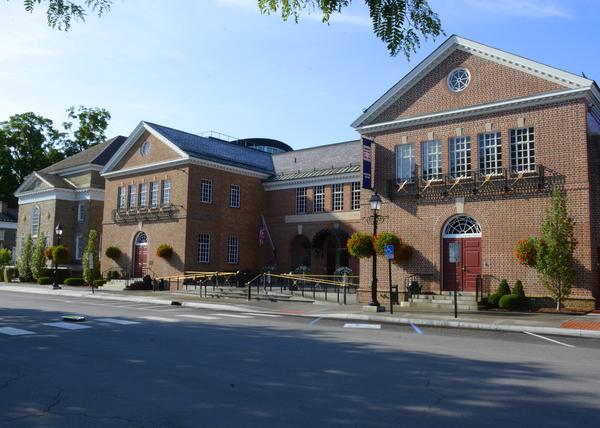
[14,136,126,271]
[99,122,361,280]
[352,35,600,309]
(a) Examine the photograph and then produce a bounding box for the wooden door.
[134,244,148,277]
[442,238,481,291]
[442,238,461,291]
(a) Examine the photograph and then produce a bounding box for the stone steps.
[405,292,481,311]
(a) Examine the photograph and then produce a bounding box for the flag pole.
[261,214,278,266]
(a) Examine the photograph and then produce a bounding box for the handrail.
[157,271,237,281]
[269,273,356,287]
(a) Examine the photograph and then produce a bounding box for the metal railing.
[112,204,177,224]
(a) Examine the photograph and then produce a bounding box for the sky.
[1,0,599,150]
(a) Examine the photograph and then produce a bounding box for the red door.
[134,244,148,277]
[443,238,481,291]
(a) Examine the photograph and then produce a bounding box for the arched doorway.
[291,235,311,270]
[442,215,482,292]
[312,228,350,275]
[133,232,148,278]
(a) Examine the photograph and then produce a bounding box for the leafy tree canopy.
[22,0,112,30]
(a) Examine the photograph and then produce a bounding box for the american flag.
[258,216,266,246]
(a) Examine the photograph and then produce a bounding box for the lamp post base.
[363,305,386,313]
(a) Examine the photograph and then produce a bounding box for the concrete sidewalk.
[1,282,599,338]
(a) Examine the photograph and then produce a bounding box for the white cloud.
[464,0,575,19]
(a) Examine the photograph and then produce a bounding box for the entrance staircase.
[402,291,481,311]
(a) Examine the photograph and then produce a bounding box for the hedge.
[40,268,71,285]
[37,277,53,285]
[64,278,85,286]
[499,294,522,310]
[488,279,511,308]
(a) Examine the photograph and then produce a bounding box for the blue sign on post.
[362,138,373,189]
[384,244,394,260]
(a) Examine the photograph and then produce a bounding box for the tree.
[20,0,112,30]
[259,0,443,58]
[82,229,100,286]
[31,234,48,280]
[62,106,111,156]
[536,187,577,311]
[17,234,34,282]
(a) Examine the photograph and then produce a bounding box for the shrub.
[513,280,526,301]
[17,234,34,282]
[347,232,374,258]
[40,268,71,285]
[3,266,17,283]
[373,232,401,255]
[106,270,121,280]
[83,229,100,285]
[0,248,12,272]
[514,238,538,267]
[52,245,69,264]
[64,277,85,286]
[37,276,53,285]
[156,244,173,259]
[31,235,48,280]
[105,246,121,260]
[488,279,511,307]
[499,294,522,310]
[93,279,106,287]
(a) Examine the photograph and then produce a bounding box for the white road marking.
[523,331,576,348]
[410,322,424,334]
[309,317,322,325]
[177,314,220,320]
[44,322,91,330]
[140,316,179,323]
[0,327,36,336]
[96,318,140,325]
[344,323,381,330]
[241,313,281,318]
[212,313,253,319]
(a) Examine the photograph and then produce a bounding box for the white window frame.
[31,206,40,238]
[478,132,502,176]
[313,185,324,213]
[229,184,240,208]
[396,143,415,182]
[75,234,84,260]
[77,202,85,222]
[510,127,535,173]
[139,183,147,208]
[296,187,307,214]
[128,184,137,210]
[162,179,171,206]
[449,136,472,178]
[201,179,213,204]
[118,186,127,212]
[227,235,239,265]
[332,183,344,211]
[150,181,159,208]
[351,182,361,210]
[422,140,442,180]
[198,234,210,263]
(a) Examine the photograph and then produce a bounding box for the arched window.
[31,206,40,237]
[135,232,148,245]
[443,215,481,238]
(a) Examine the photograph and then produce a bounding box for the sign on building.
[362,138,373,189]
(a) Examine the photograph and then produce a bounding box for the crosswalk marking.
[241,313,281,318]
[44,322,92,330]
[141,316,179,323]
[343,323,381,330]
[177,314,220,320]
[212,313,253,319]
[0,327,36,336]
[96,318,140,325]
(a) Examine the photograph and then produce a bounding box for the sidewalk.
[1,282,599,338]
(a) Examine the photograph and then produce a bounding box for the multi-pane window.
[478,132,502,175]
[510,128,535,173]
[198,234,210,263]
[396,144,415,181]
[128,184,137,210]
[75,234,83,260]
[201,179,213,204]
[449,136,472,178]
[230,184,240,208]
[31,206,40,237]
[333,183,344,211]
[150,181,159,208]
[118,186,127,211]
[296,187,307,214]
[422,140,442,180]
[139,183,147,208]
[77,203,85,222]
[161,179,171,206]
[351,182,361,210]
[227,236,239,265]
[313,185,325,213]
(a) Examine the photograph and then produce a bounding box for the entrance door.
[442,216,482,292]
[133,232,148,277]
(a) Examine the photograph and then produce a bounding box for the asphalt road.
[1,291,599,428]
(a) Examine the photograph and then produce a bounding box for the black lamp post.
[369,191,382,306]
[52,223,63,290]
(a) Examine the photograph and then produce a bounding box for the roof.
[144,122,275,174]
[36,172,75,189]
[0,211,17,223]
[267,165,360,182]
[41,136,127,174]
[271,140,360,176]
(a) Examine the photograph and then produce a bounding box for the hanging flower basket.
[156,244,174,259]
[52,245,69,264]
[373,232,401,256]
[514,238,539,267]
[347,232,374,258]
[44,247,54,260]
[105,246,122,260]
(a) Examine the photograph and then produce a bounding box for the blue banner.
[362,138,373,189]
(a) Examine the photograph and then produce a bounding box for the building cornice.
[0,221,17,230]
[16,187,104,205]
[263,172,361,191]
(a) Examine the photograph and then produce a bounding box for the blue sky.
[1,0,599,149]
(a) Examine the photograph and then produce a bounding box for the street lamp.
[52,223,63,290]
[369,191,382,307]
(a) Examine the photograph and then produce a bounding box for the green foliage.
[536,187,576,310]
[64,277,85,286]
[488,279,511,308]
[373,232,401,255]
[82,229,100,285]
[105,245,121,260]
[156,243,173,259]
[347,231,375,258]
[52,245,69,264]
[3,266,18,283]
[17,234,34,282]
[513,280,526,302]
[31,234,48,280]
[40,267,71,284]
[0,248,12,271]
[62,106,111,156]
[93,279,105,287]
[258,0,443,58]
[37,276,53,285]
[514,238,539,267]
[499,294,521,310]
[22,0,112,30]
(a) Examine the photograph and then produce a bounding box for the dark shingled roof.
[144,122,275,174]
[41,136,127,174]
[0,212,17,223]
[267,165,361,182]
[271,140,360,176]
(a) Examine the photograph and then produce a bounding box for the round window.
[447,68,471,92]
[140,141,150,156]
